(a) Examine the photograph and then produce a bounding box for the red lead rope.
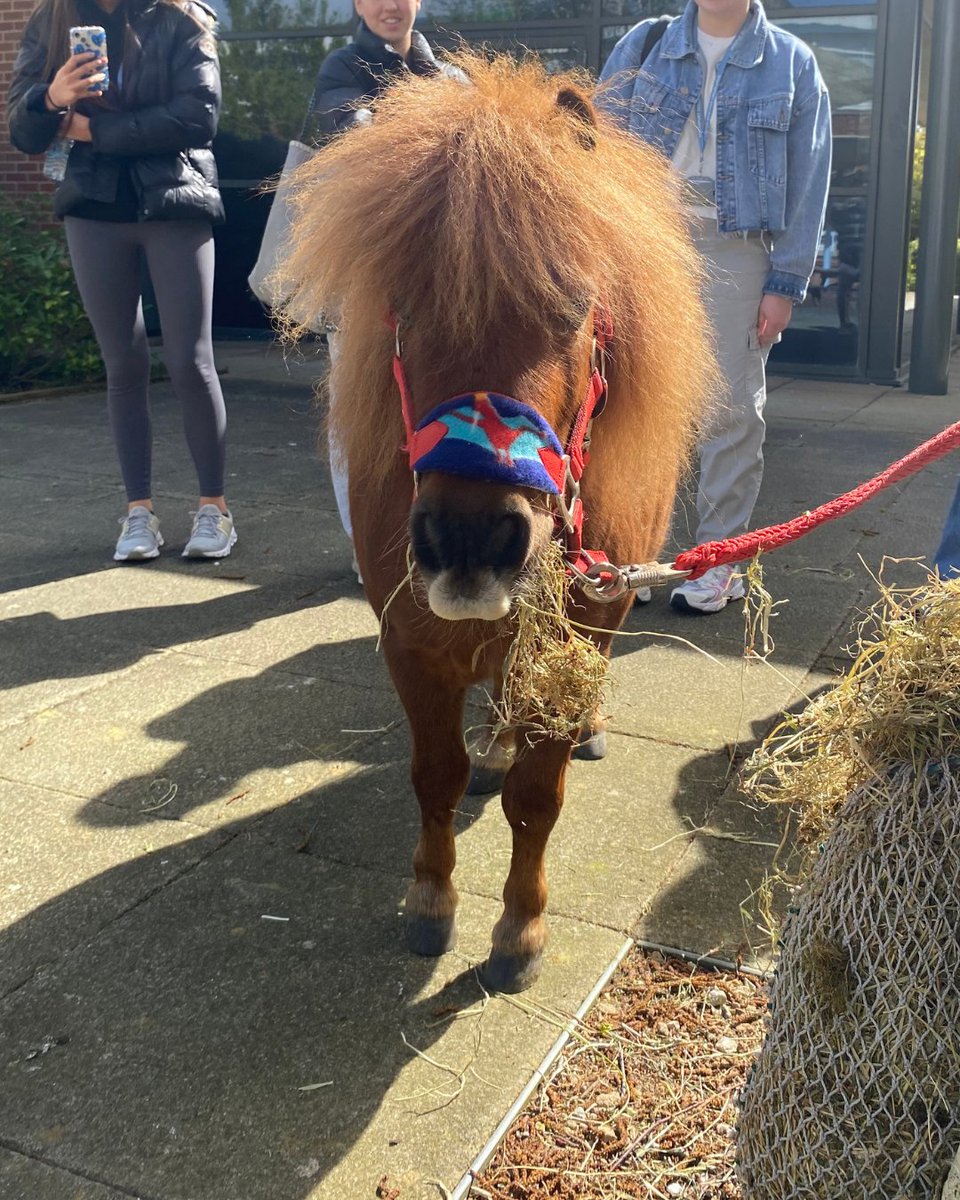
[674,417,960,580]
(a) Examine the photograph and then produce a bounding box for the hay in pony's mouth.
[490,538,610,743]
[379,537,610,742]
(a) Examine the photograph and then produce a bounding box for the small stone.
[596,1090,621,1109]
[716,1035,739,1055]
[666,1183,684,1197]
[716,1121,735,1139]
[706,987,727,1008]
[570,1106,588,1123]
[597,1124,618,1143]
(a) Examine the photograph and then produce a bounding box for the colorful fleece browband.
[407,392,566,494]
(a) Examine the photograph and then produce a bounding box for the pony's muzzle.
[410,485,537,621]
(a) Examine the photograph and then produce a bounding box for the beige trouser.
[691,221,774,545]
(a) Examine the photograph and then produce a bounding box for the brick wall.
[1,0,54,199]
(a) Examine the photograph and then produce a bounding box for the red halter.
[389,310,612,578]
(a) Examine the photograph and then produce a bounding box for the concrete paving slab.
[635,773,788,967]
[258,727,736,931]
[838,391,960,434]
[0,779,227,997]
[1,346,956,1199]
[0,1148,133,1200]
[0,831,623,1200]
[0,570,380,731]
[175,596,388,686]
[0,652,403,830]
[604,635,827,751]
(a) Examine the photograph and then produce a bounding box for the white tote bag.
[247,137,315,312]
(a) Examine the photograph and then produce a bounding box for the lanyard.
[695,42,736,165]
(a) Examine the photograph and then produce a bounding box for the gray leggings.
[64,217,226,502]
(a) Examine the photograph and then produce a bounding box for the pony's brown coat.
[277,53,718,988]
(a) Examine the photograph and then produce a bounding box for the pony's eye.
[546,265,592,334]
[563,291,591,329]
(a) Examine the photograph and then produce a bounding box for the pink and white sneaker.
[670,564,745,615]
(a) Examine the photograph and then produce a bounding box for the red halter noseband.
[389,311,612,579]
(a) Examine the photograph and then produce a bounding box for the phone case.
[69,26,109,93]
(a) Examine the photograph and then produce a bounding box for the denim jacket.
[598,1,832,303]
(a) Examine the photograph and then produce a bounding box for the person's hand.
[756,293,793,346]
[45,53,106,109]
[61,111,93,142]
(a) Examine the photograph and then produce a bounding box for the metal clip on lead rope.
[570,560,692,603]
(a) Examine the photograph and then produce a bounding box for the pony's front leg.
[484,735,571,993]
[383,642,469,957]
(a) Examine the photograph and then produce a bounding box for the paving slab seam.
[605,727,729,754]
[0,829,238,1005]
[450,935,635,1200]
[243,825,640,930]
[0,1138,158,1200]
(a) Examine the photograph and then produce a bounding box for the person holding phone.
[599,0,832,613]
[8,0,237,561]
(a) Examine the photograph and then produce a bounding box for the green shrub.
[0,192,103,391]
[906,236,960,294]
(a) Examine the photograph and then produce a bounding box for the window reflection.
[771,16,875,368]
[600,0,680,20]
[207,0,355,32]
[769,0,873,7]
[216,35,337,178]
[426,0,590,21]
[435,31,585,69]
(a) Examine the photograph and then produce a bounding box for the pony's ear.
[556,86,597,150]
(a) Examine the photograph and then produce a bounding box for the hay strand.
[490,539,609,741]
[743,573,960,866]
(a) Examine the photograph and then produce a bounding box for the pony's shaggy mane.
[278,52,715,496]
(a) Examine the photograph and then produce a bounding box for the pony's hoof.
[572,729,607,761]
[466,762,509,795]
[481,950,543,993]
[406,914,457,957]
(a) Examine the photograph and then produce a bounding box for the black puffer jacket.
[8,0,224,222]
[304,20,461,145]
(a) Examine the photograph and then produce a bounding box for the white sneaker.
[632,586,653,607]
[182,505,237,559]
[670,564,745,614]
[114,506,163,561]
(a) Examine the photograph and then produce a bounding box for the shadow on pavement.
[0,630,509,1198]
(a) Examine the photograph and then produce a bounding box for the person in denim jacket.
[599,0,831,613]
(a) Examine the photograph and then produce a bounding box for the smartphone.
[69,26,109,93]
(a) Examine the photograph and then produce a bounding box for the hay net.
[736,578,960,1198]
[737,759,960,1198]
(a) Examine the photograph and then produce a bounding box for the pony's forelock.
[278,51,717,499]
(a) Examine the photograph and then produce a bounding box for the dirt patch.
[473,949,767,1199]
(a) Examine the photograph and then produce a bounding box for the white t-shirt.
[672,29,735,217]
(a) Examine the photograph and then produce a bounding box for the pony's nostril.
[487,512,530,571]
[411,504,532,577]
[410,510,443,574]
